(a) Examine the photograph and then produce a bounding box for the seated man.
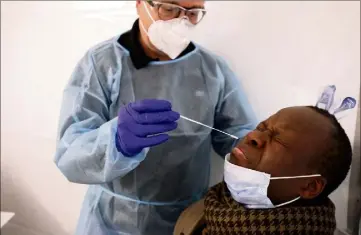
[174,106,352,235]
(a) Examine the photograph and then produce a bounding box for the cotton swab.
[180,115,238,140]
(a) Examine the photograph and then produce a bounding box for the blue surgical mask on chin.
[223,154,321,209]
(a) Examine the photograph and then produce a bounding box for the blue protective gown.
[54,36,257,235]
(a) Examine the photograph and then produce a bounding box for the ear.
[299,177,327,199]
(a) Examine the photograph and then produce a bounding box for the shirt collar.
[117,19,195,70]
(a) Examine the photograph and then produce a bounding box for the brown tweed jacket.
[174,183,336,235]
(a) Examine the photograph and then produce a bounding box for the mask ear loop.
[270,174,321,208]
[143,1,156,23]
[139,1,156,36]
[274,196,301,208]
[139,20,149,36]
[270,174,321,180]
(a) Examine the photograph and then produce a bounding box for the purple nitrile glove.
[115,99,180,157]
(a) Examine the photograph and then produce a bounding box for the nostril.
[251,139,258,147]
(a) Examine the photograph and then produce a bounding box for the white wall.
[1,1,359,234]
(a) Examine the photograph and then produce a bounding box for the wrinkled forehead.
[267,106,334,135]
[267,107,335,159]
[158,0,205,8]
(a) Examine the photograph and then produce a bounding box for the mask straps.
[271,174,322,208]
[274,196,301,208]
[139,19,149,36]
[139,1,156,35]
[270,174,321,180]
[143,1,156,23]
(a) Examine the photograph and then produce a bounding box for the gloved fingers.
[130,99,172,113]
[116,127,171,157]
[127,105,180,124]
[130,122,178,137]
[115,129,142,157]
[139,111,180,124]
[139,134,169,148]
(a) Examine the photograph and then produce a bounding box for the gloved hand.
[115,99,180,157]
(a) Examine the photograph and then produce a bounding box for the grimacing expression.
[230,106,333,204]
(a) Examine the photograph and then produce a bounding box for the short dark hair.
[307,106,353,198]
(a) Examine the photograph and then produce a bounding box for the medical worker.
[55,0,256,234]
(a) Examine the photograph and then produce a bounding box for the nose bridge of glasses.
[178,10,187,18]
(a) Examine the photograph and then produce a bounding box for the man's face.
[136,0,205,54]
[230,107,333,204]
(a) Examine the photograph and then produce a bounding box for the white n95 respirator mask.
[139,1,195,59]
[224,154,321,209]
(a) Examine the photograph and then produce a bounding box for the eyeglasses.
[147,0,207,25]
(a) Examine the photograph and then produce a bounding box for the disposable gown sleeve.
[212,59,258,157]
[54,52,148,184]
